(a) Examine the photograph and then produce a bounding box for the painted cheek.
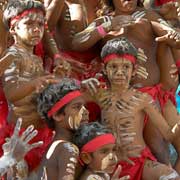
[101,154,112,171]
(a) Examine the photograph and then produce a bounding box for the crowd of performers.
[0,0,180,179]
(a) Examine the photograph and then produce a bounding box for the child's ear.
[132,64,137,77]
[102,66,107,75]
[9,25,16,35]
[80,152,92,165]
[52,113,64,122]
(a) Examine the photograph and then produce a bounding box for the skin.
[38,96,89,180]
[0,11,57,128]
[85,58,180,179]
[0,1,8,57]
[101,0,180,166]
[80,143,118,180]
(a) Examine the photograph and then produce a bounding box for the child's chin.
[105,165,116,174]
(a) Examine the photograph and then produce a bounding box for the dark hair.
[101,37,138,60]
[73,122,111,150]
[3,0,45,29]
[37,78,80,129]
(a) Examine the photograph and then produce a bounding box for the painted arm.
[71,15,135,51]
[1,53,56,102]
[0,9,8,57]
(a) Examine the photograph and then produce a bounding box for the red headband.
[81,134,116,153]
[103,54,136,64]
[47,90,82,117]
[10,8,44,27]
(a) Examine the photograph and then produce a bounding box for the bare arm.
[143,94,174,141]
[0,9,8,57]
[1,54,56,102]
[45,0,65,31]
[43,141,79,180]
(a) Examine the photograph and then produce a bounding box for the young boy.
[83,37,180,180]
[0,0,58,172]
[37,78,89,180]
[73,121,130,180]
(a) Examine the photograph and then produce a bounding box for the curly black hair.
[73,122,111,150]
[3,0,45,29]
[101,37,138,60]
[37,78,80,129]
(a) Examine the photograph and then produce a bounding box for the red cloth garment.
[59,50,103,80]
[118,147,157,180]
[0,86,8,128]
[138,84,176,109]
[155,0,175,6]
[155,0,174,6]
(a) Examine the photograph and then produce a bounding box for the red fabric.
[176,60,180,68]
[0,85,8,128]
[138,84,176,109]
[118,147,157,180]
[0,123,53,172]
[155,0,174,6]
[59,50,102,80]
[34,42,45,60]
[103,54,136,64]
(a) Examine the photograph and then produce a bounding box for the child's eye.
[39,22,44,26]
[100,149,109,154]
[124,64,130,69]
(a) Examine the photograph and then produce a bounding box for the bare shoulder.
[132,88,153,104]
[46,140,79,160]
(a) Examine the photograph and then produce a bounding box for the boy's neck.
[54,126,73,142]
[111,84,129,95]
[86,168,110,180]
[14,40,34,53]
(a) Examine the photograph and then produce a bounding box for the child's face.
[105,58,134,88]
[14,11,45,46]
[89,143,117,174]
[64,96,89,130]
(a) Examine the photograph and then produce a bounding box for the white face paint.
[14,11,45,46]
[101,153,113,171]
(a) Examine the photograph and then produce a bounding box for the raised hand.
[159,1,180,20]
[111,165,130,180]
[155,29,180,48]
[32,74,58,93]
[53,57,72,78]
[132,11,146,20]
[111,15,135,31]
[81,78,100,95]
[2,118,43,162]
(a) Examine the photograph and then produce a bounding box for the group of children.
[0,0,180,179]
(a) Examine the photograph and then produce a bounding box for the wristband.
[97,25,107,37]
[54,53,61,60]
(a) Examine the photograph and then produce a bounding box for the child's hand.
[2,118,43,162]
[155,29,180,48]
[159,1,180,20]
[53,60,71,78]
[32,74,58,93]
[81,78,100,95]
[111,165,130,180]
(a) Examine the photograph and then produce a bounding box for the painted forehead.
[107,58,133,65]
[21,11,45,22]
